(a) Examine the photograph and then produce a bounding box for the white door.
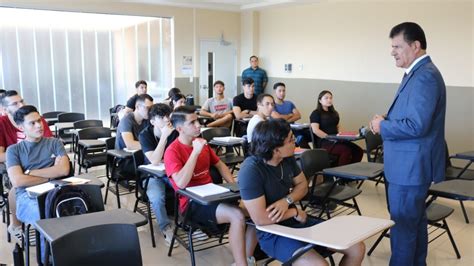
[199,40,237,106]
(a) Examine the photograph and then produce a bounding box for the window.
[0,8,173,121]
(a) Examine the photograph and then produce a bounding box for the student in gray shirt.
[6,105,69,244]
[115,94,154,150]
[200,80,234,128]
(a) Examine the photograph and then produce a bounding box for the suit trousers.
[387,181,430,266]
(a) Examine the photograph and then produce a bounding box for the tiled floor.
[1,165,473,266]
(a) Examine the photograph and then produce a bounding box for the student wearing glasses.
[239,119,365,266]
[0,90,53,242]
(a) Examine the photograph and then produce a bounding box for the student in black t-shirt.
[238,119,365,265]
[232,78,258,120]
[138,103,179,247]
[309,90,363,166]
[123,80,154,113]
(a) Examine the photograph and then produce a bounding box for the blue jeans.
[144,177,172,232]
[16,188,40,225]
[16,188,46,262]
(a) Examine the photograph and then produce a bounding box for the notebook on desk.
[186,183,230,197]
[337,131,360,137]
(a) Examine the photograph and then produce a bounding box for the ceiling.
[121,0,323,11]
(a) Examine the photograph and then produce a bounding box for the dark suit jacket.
[381,56,446,186]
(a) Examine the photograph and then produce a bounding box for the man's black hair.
[135,80,147,88]
[0,90,19,106]
[273,82,285,90]
[390,22,427,50]
[170,106,195,128]
[256,93,273,104]
[242,77,254,86]
[13,105,38,125]
[149,103,172,120]
[135,94,153,107]
[250,119,291,161]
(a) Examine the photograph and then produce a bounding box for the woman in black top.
[310,90,363,166]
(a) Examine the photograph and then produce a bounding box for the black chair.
[76,127,111,174]
[300,149,362,219]
[1,164,11,243]
[50,223,142,266]
[445,143,474,181]
[367,180,461,259]
[104,146,138,209]
[57,112,85,149]
[201,127,244,173]
[72,120,105,170]
[109,105,124,129]
[73,119,103,129]
[358,131,385,188]
[42,111,66,126]
[32,183,105,265]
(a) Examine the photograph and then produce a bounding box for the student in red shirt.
[0,90,53,242]
[164,106,257,266]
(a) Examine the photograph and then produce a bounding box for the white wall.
[257,1,473,87]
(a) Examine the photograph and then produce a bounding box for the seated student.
[247,94,274,142]
[310,90,363,166]
[118,80,152,120]
[239,119,365,266]
[116,94,153,150]
[138,103,179,247]
[6,105,70,246]
[162,87,181,106]
[169,93,186,111]
[200,80,234,128]
[124,80,153,113]
[271,82,310,148]
[233,78,258,120]
[164,106,257,266]
[115,94,153,178]
[0,90,53,241]
[271,82,301,123]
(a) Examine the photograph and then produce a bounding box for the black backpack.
[44,185,93,219]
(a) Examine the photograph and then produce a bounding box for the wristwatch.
[24,169,31,175]
[285,195,294,205]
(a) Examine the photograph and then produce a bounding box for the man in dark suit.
[370,22,446,266]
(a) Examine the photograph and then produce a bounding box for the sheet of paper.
[213,137,243,143]
[26,182,56,197]
[140,163,166,172]
[63,177,91,185]
[186,183,230,197]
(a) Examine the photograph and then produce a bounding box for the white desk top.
[257,215,394,250]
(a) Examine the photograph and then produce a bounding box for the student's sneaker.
[231,256,256,266]
[192,229,209,241]
[7,224,23,244]
[162,225,179,248]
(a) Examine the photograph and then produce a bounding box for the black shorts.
[188,203,219,226]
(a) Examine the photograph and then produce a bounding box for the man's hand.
[370,114,385,134]
[266,198,289,222]
[160,123,174,138]
[293,208,307,224]
[191,138,207,155]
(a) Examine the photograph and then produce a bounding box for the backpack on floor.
[44,185,93,219]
